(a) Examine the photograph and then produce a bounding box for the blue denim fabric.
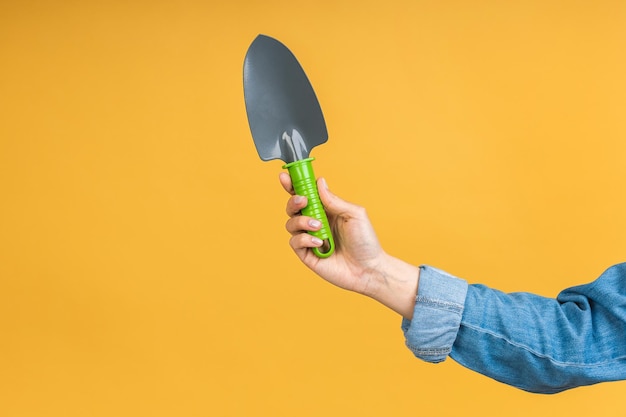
[402,263,626,393]
[401,266,468,362]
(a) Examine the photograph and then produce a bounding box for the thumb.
[317,177,354,215]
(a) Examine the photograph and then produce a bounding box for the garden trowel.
[243,34,334,258]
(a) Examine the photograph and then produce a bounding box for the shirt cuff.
[401,265,468,363]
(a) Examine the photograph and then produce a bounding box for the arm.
[451,264,626,393]
[281,174,626,393]
[403,264,626,393]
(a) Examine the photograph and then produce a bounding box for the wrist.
[363,253,420,320]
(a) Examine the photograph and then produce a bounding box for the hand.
[280,173,420,319]
[280,172,384,294]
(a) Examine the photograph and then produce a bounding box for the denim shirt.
[401,263,626,394]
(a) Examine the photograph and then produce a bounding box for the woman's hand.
[280,173,420,319]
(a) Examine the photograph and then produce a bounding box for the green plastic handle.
[283,158,335,258]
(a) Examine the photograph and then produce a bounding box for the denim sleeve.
[451,263,626,393]
[401,265,468,363]
[402,263,626,394]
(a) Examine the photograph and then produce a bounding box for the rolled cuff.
[401,265,468,363]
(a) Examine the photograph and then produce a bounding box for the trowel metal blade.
[243,35,328,163]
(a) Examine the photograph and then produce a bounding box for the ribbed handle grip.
[283,158,335,258]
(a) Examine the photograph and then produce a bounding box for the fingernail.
[308,219,321,229]
[294,196,305,204]
[320,178,328,190]
[312,237,323,246]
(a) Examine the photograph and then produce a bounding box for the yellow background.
[1,1,625,416]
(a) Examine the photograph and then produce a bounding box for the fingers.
[282,174,356,258]
[284,175,363,227]
[279,172,294,195]
[284,194,324,253]
[286,194,307,217]
[289,232,324,252]
[285,214,322,235]
[282,173,324,253]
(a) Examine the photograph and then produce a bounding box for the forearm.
[452,265,626,393]
[402,263,626,393]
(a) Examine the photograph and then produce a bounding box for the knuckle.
[285,216,306,234]
[289,234,304,250]
[289,232,312,250]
